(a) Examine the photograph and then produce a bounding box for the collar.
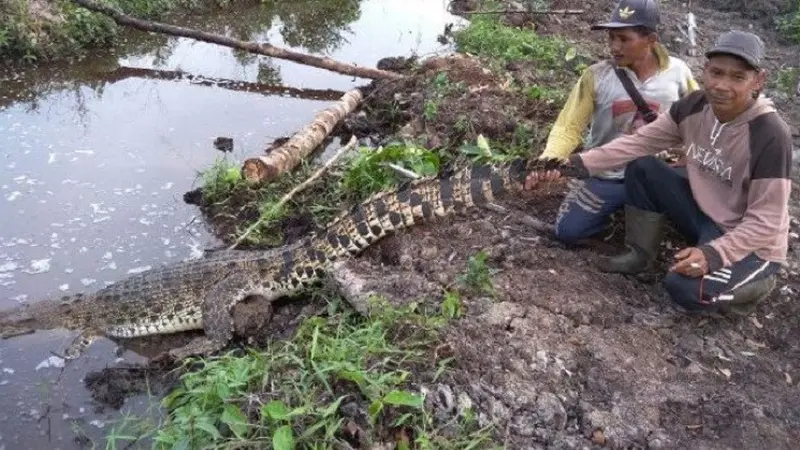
[653,42,670,70]
[614,42,671,80]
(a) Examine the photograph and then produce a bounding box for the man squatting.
[525,30,793,316]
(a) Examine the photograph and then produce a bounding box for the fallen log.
[103,66,346,102]
[69,0,403,81]
[241,88,363,183]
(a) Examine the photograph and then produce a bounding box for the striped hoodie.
[570,90,793,270]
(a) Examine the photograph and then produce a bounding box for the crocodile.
[0,157,554,362]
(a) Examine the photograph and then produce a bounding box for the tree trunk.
[69,0,403,81]
[104,66,347,101]
[241,88,363,183]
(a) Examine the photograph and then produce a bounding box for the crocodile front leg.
[62,331,101,360]
[166,275,254,361]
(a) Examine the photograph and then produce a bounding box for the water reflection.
[0,0,463,447]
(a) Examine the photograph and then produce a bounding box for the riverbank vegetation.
[0,0,366,64]
[777,0,800,43]
[190,11,585,248]
[0,0,178,62]
[118,296,500,449]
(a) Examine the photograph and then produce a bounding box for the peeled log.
[69,0,403,81]
[242,88,363,183]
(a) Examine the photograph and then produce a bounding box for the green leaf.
[272,425,295,450]
[475,134,491,155]
[221,404,249,439]
[458,143,482,156]
[338,370,367,387]
[441,291,462,319]
[171,439,190,450]
[368,399,384,421]
[382,390,423,408]
[565,46,577,61]
[319,396,346,418]
[193,417,222,440]
[263,400,289,421]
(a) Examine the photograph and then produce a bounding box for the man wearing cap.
[530,0,698,244]
[525,30,793,316]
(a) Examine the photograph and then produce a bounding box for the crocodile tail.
[311,157,529,260]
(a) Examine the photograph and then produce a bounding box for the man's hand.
[524,169,562,190]
[669,155,687,168]
[669,247,708,278]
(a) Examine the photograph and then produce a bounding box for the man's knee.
[663,272,708,312]
[623,155,663,181]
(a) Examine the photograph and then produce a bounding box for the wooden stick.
[69,0,403,81]
[228,135,359,250]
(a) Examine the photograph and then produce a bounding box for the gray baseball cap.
[591,0,661,31]
[705,30,765,69]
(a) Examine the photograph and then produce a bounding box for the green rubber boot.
[600,205,666,274]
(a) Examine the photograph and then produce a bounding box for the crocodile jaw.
[105,312,204,338]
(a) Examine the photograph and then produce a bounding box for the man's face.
[608,28,655,67]
[702,55,765,116]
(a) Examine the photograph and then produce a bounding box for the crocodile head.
[0,304,38,338]
[0,293,93,337]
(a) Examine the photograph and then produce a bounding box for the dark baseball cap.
[591,0,661,31]
[705,30,765,70]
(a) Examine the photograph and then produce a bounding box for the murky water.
[0,0,463,447]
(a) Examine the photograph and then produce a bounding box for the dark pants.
[554,177,626,243]
[624,156,780,313]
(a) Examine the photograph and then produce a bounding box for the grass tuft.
[451,12,576,72]
[131,298,501,449]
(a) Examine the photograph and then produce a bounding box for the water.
[0,0,464,447]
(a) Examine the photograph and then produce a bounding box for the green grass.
[451,11,579,73]
[197,133,536,247]
[773,66,799,96]
[103,297,500,449]
[455,250,498,297]
[338,142,441,200]
[777,0,800,43]
[200,157,245,204]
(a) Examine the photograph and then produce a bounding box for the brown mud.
[85,0,800,448]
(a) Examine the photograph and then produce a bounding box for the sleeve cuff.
[699,245,724,272]
[566,155,590,178]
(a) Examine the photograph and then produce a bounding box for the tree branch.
[69,0,404,81]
